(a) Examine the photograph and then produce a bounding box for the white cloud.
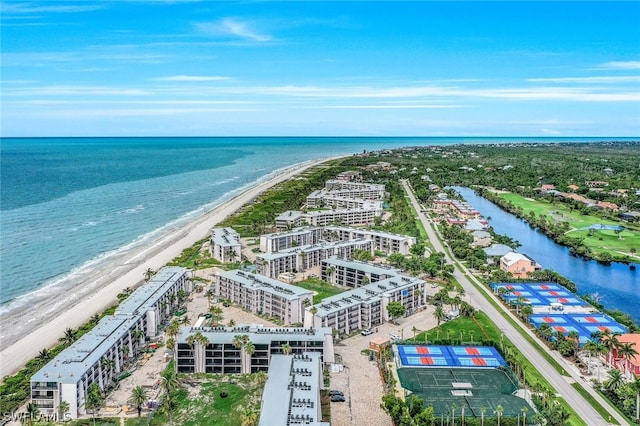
[153,75,231,82]
[528,76,640,84]
[1,2,104,14]
[595,61,640,70]
[195,18,272,42]
[3,85,153,96]
[312,104,463,109]
[540,128,562,135]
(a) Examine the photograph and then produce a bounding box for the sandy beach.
[0,158,331,380]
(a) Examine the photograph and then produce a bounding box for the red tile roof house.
[540,184,556,191]
[499,252,542,279]
[595,201,619,211]
[612,334,640,379]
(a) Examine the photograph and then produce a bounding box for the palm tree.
[281,343,292,355]
[255,370,268,385]
[90,313,100,324]
[129,385,148,417]
[521,406,528,426]
[58,400,70,422]
[605,369,624,392]
[37,348,51,363]
[59,327,77,346]
[480,406,486,426]
[616,342,638,378]
[599,330,621,366]
[25,402,39,426]
[240,408,259,426]
[494,404,503,426]
[630,376,640,422]
[245,341,255,357]
[412,326,419,341]
[232,334,249,350]
[85,382,103,426]
[538,323,553,342]
[144,268,155,281]
[433,305,446,326]
[205,289,215,307]
[101,358,116,383]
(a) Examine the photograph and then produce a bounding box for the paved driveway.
[329,306,437,426]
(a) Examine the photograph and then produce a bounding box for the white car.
[389,334,401,341]
[361,328,374,336]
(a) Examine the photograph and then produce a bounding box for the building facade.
[500,252,542,278]
[259,227,324,253]
[321,256,401,288]
[175,325,334,374]
[304,275,428,336]
[30,267,191,419]
[215,270,313,325]
[210,227,242,263]
[255,239,372,279]
[302,208,381,227]
[323,226,416,255]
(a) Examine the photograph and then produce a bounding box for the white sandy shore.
[0,158,333,379]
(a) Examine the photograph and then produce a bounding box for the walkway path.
[400,180,625,426]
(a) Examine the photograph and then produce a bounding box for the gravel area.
[329,304,438,426]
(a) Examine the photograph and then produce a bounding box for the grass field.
[149,374,263,426]
[295,278,347,303]
[499,192,640,258]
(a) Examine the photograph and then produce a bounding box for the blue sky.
[1,1,639,137]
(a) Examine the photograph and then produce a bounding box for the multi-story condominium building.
[321,256,401,288]
[306,190,326,208]
[259,352,329,426]
[275,210,304,231]
[215,270,313,325]
[210,227,242,263]
[320,195,383,210]
[259,227,323,253]
[323,226,416,255]
[255,240,372,279]
[304,275,428,336]
[30,267,191,419]
[335,170,361,182]
[302,208,381,227]
[175,325,334,374]
[432,199,480,219]
[324,180,385,196]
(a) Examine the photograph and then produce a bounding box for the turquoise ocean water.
[0,137,634,314]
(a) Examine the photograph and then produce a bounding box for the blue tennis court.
[397,345,506,368]
[530,313,627,345]
[490,282,589,307]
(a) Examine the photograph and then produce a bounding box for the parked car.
[389,333,401,341]
[329,390,344,396]
[330,395,346,402]
[361,328,374,336]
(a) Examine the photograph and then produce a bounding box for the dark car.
[330,395,346,402]
[329,390,344,396]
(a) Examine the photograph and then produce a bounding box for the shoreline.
[0,157,336,379]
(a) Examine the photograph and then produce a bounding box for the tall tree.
[129,385,148,418]
[85,382,104,426]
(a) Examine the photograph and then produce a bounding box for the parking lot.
[329,304,438,426]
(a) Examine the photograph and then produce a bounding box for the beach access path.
[0,158,333,379]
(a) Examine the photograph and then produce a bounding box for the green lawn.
[499,192,640,258]
[295,278,347,303]
[148,374,262,426]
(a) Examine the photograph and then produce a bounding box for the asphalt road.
[400,180,624,426]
